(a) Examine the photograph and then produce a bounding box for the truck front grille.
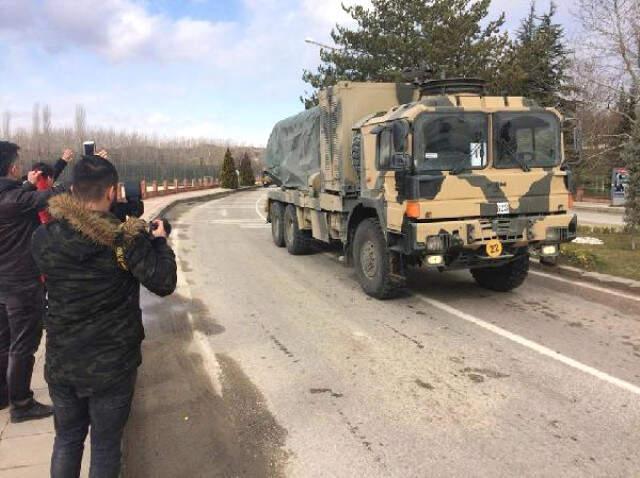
[473,218,527,243]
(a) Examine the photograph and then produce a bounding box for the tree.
[301,0,509,108]
[1,111,10,139]
[239,152,255,186]
[500,2,572,107]
[575,0,639,233]
[623,120,640,249]
[75,104,87,146]
[32,103,41,156]
[220,148,239,189]
[42,104,52,156]
[610,87,637,160]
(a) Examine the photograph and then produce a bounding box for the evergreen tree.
[239,152,255,186]
[301,0,509,108]
[220,148,238,189]
[505,2,572,107]
[623,119,640,250]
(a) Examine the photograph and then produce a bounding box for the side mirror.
[392,120,410,153]
[374,121,412,172]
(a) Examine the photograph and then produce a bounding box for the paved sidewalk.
[571,202,625,228]
[0,187,227,478]
[572,201,624,215]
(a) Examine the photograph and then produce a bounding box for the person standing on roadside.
[31,149,75,224]
[31,155,177,478]
[0,141,67,422]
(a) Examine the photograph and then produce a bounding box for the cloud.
[0,0,34,28]
[0,0,366,65]
[0,0,578,146]
[301,0,367,27]
[0,0,237,62]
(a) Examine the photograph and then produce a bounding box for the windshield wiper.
[450,158,470,175]
[451,143,484,175]
[498,140,530,172]
[513,152,531,172]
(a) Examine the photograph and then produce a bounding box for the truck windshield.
[414,113,488,172]
[494,112,561,169]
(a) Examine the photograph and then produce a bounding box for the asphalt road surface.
[123,190,640,478]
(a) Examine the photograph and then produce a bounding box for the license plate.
[496,202,510,215]
[486,240,503,258]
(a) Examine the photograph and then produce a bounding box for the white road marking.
[207,219,264,224]
[530,270,640,304]
[418,295,640,396]
[203,205,258,210]
[255,196,267,221]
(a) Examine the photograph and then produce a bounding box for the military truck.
[264,80,577,299]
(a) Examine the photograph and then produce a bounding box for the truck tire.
[353,218,397,299]
[471,254,530,292]
[284,204,312,255]
[270,202,285,247]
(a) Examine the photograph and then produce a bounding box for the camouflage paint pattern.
[319,82,418,193]
[268,82,576,258]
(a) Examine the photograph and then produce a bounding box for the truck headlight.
[541,245,558,256]
[546,227,560,241]
[426,235,449,252]
[426,236,443,252]
[426,255,444,266]
[546,227,570,242]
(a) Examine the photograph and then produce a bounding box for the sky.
[0,0,577,146]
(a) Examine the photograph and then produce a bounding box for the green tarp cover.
[264,106,321,189]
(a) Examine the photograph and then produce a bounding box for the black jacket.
[31,194,177,395]
[0,178,62,285]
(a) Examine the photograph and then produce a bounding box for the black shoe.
[10,399,53,423]
[0,399,8,411]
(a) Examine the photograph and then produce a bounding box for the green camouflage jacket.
[31,194,177,395]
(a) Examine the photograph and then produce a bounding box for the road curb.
[531,259,640,296]
[150,186,260,220]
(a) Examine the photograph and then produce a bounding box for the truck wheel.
[471,254,530,292]
[284,204,312,255]
[270,202,285,247]
[353,218,397,299]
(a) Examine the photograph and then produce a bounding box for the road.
[572,209,624,227]
[123,190,640,478]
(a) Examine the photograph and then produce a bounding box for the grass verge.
[558,226,640,282]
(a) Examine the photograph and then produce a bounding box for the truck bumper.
[402,213,577,267]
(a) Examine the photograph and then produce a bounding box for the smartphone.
[83,141,96,156]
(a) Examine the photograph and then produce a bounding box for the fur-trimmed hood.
[48,193,147,247]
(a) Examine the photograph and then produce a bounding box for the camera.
[112,181,144,222]
[111,181,171,237]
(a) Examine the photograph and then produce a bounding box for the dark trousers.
[49,372,137,478]
[0,280,44,404]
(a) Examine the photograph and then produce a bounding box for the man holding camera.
[0,141,67,423]
[31,155,177,478]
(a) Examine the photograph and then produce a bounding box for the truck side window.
[377,128,393,170]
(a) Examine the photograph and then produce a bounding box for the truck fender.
[345,199,386,265]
